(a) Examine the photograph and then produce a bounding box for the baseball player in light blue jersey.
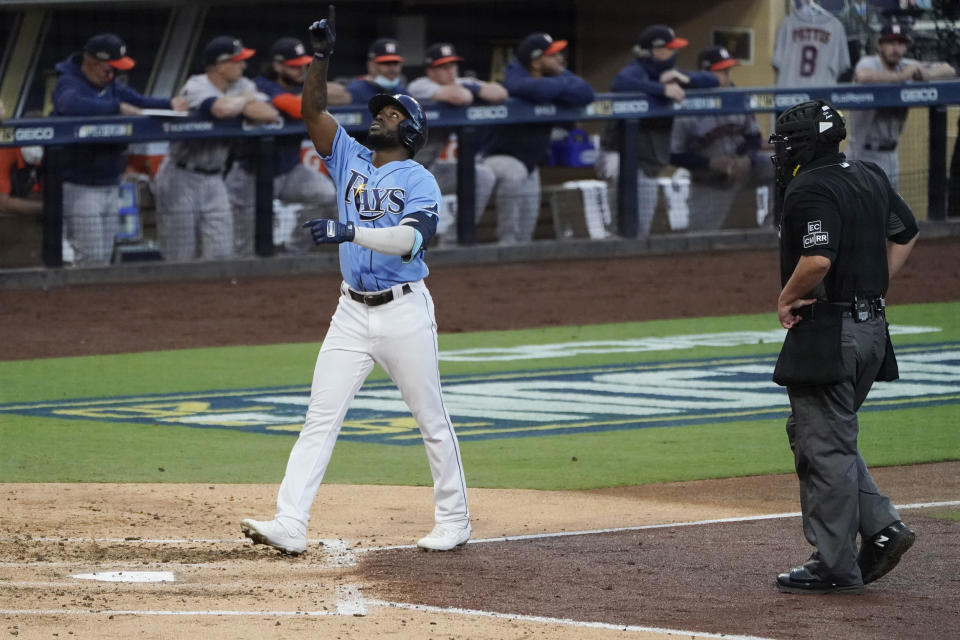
[241,6,470,554]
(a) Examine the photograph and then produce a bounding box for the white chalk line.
[2,500,956,560]
[3,501,957,637]
[0,608,341,618]
[367,599,776,640]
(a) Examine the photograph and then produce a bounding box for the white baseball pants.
[275,280,469,536]
[62,182,119,266]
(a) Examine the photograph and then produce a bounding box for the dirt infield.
[2,239,959,638]
[3,464,959,639]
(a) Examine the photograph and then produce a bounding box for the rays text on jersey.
[343,169,405,220]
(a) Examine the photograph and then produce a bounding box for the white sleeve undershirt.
[351,223,417,256]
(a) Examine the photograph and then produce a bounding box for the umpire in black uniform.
[769,99,919,594]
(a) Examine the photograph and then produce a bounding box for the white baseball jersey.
[166,74,267,170]
[773,10,851,86]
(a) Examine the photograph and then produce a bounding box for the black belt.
[347,284,412,307]
[863,143,897,152]
[832,297,886,321]
[176,162,223,175]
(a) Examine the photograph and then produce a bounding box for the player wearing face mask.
[345,38,410,104]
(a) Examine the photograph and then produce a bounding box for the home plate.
[71,571,176,583]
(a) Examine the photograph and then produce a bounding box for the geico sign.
[900,87,938,102]
[13,126,55,142]
[612,100,648,114]
[466,105,508,120]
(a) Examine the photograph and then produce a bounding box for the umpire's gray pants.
[481,155,541,244]
[225,163,337,256]
[62,182,119,266]
[154,159,233,262]
[785,315,900,583]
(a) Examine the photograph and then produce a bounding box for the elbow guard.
[400,211,438,261]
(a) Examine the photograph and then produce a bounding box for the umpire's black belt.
[831,297,886,321]
[347,284,412,307]
[863,142,897,152]
[175,161,224,175]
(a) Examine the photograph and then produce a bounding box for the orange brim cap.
[373,54,404,63]
[545,40,568,56]
[230,47,256,62]
[665,37,689,49]
[108,56,136,70]
[711,58,738,70]
[284,54,314,67]
[430,55,464,67]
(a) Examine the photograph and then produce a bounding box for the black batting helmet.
[368,93,428,157]
[769,99,846,186]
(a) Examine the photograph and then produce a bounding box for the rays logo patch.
[803,220,829,248]
[344,169,406,221]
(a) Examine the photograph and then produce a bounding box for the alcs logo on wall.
[2,343,958,445]
[75,123,133,139]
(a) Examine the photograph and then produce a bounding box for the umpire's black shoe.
[776,566,864,595]
[858,520,916,584]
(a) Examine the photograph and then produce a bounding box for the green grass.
[930,509,960,522]
[1,402,955,488]
[1,301,957,487]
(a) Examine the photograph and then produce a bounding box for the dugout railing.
[1,80,959,267]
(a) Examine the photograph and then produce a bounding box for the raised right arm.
[302,6,340,156]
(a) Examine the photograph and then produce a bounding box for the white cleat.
[417,522,471,551]
[240,518,307,555]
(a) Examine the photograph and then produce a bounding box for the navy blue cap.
[84,33,135,70]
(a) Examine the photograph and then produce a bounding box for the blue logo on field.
[2,344,959,444]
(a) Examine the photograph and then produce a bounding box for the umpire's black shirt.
[779,152,919,302]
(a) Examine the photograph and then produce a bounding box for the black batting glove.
[309,5,336,59]
[303,218,355,244]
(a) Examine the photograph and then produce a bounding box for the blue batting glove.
[303,218,355,244]
[308,5,336,59]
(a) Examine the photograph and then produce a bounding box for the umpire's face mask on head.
[768,134,794,188]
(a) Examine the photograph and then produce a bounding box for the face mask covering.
[373,75,401,89]
[20,145,43,165]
